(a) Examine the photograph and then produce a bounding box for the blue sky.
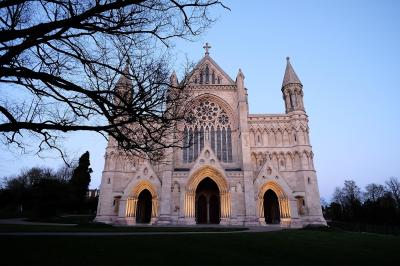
[1,0,399,200]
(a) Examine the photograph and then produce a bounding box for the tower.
[280,57,326,225]
[282,57,305,113]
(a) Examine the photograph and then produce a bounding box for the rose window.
[183,99,232,163]
[218,112,229,125]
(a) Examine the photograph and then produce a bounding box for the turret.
[170,70,178,87]
[281,57,305,113]
[236,68,246,101]
[114,62,133,107]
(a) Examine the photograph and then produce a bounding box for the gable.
[187,56,235,85]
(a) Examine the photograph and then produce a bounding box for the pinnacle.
[116,61,132,87]
[237,68,244,77]
[282,57,302,88]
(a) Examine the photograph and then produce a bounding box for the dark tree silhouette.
[325,178,400,232]
[364,183,385,202]
[0,0,228,160]
[69,151,92,211]
[386,177,400,208]
[0,166,72,217]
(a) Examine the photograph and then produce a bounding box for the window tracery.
[183,100,233,163]
[194,65,222,85]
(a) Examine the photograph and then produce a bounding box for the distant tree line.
[0,151,96,218]
[323,178,400,228]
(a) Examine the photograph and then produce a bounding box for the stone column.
[183,192,196,224]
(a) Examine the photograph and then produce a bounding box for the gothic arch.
[294,151,301,170]
[131,180,158,198]
[271,152,279,169]
[182,94,235,163]
[258,181,286,198]
[125,180,159,219]
[186,166,229,193]
[257,152,264,168]
[186,93,237,128]
[257,181,291,221]
[285,152,293,170]
[282,129,290,146]
[184,166,231,219]
[262,128,269,145]
[302,150,311,169]
[278,152,286,170]
[276,128,283,146]
[255,129,263,146]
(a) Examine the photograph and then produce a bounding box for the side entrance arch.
[263,189,280,224]
[136,189,152,223]
[257,181,291,225]
[125,180,158,224]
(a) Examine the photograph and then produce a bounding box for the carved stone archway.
[185,166,231,220]
[125,180,158,220]
[257,181,291,222]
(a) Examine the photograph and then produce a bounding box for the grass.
[1,228,399,266]
[0,223,247,233]
[26,214,96,224]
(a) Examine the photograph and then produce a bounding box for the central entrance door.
[136,189,152,224]
[264,189,280,224]
[195,177,220,224]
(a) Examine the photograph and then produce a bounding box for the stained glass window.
[182,99,232,163]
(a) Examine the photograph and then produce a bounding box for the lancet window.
[195,65,221,85]
[183,100,233,163]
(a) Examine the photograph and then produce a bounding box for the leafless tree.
[0,0,228,161]
[364,183,385,202]
[332,186,344,206]
[385,177,400,207]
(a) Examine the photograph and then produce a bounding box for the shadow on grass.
[1,229,400,266]
[0,223,248,233]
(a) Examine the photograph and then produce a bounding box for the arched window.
[193,126,199,159]
[200,126,204,152]
[211,126,215,151]
[216,126,221,159]
[188,128,193,162]
[290,93,296,109]
[212,71,215,84]
[205,65,210,83]
[183,100,232,163]
[227,127,232,162]
[183,126,188,162]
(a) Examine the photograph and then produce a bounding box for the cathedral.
[95,44,326,227]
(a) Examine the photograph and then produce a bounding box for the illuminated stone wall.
[95,48,326,227]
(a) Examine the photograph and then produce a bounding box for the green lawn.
[0,223,247,232]
[1,229,399,266]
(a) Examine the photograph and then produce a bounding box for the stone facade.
[95,46,326,227]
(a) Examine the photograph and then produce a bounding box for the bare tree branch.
[0,0,228,160]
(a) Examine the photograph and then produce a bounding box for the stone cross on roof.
[203,42,211,55]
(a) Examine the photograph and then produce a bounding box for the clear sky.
[1,0,399,200]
